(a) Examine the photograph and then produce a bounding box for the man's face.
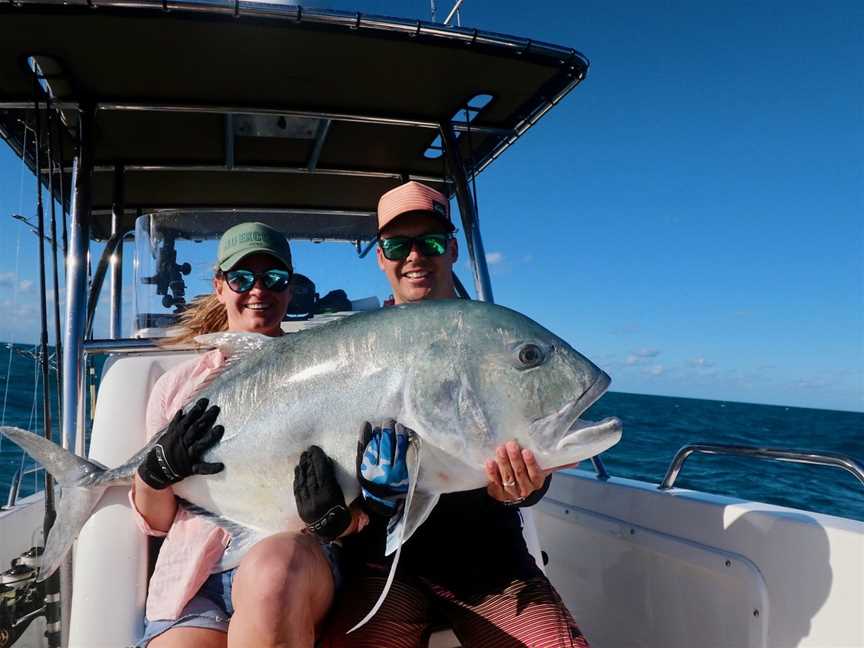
[376,214,458,304]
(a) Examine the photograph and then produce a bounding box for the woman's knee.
[234,533,332,610]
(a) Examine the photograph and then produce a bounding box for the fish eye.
[516,343,546,369]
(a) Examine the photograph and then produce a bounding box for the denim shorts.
[136,541,342,647]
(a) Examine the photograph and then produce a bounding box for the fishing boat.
[0,2,862,647]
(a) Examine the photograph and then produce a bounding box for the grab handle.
[659,443,864,491]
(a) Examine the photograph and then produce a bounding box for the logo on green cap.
[218,222,292,271]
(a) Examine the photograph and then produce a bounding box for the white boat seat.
[73,348,547,646]
[70,351,197,647]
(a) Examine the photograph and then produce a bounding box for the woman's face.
[215,253,293,336]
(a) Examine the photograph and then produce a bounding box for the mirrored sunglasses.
[377,233,452,261]
[224,268,293,294]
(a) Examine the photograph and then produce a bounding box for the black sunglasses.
[223,268,293,294]
[377,233,452,261]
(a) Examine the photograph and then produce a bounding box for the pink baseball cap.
[377,181,455,234]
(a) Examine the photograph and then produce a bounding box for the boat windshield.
[132,211,385,336]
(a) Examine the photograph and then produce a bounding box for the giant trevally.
[1,299,622,620]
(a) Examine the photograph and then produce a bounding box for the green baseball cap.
[217,222,293,272]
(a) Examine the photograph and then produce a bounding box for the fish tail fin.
[0,426,111,580]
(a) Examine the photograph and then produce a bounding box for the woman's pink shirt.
[128,349,231,621]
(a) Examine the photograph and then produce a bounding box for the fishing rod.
[51,101,69,261]
[46,104,64,418]
[32,74,63,648]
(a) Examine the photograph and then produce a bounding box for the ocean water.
[0,344,862,521]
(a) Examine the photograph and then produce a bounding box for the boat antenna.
[32,69,63,648]
[443,0,464,27]
[430,0,437,22]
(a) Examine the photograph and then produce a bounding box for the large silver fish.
[2,300,622,593]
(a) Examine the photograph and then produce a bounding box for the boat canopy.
[0,1,588,240]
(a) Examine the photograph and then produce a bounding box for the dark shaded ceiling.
[0,3,588,239]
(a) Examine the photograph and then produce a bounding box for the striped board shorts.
[319,570,589,648]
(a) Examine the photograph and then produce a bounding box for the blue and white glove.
[356,421,411,518]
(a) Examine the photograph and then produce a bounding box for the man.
[308,181,590,647]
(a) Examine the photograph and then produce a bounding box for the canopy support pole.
[110,165,124,339]
[439,121,493,303]
[307,119,332,171]
[60,106,94,647]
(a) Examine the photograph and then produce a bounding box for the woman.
[133,222,350,648]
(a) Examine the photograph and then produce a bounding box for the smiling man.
[375,180,458,303]
[317,182,590,648]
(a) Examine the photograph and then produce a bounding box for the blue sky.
[0,0,861,411]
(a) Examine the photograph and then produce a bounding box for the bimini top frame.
[0,0,589,240]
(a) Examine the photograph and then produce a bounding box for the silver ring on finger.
[502,479,516,487]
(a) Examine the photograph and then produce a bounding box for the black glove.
[293,446,351,542]
[138,398,225,490]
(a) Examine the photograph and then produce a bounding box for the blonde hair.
[161,275,228,347]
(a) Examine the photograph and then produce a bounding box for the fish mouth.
[529,370,622,461]
[554,416,622,455]
[531,370,610,436]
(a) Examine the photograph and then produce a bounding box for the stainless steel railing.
[4,463,44,509]
[659,443,864,491]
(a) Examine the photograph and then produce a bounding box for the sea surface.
[0,344,862,521]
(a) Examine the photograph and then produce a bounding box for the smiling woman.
[215,258,293,337]
[131,221,344,648]
[161,222,293,346]
[213,222,295,337]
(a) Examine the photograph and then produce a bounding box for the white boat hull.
[535,471,864,648]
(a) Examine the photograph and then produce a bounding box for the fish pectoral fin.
[391,491,439,554]
[176,500,268,572]
[384,434,438,555]
[350,435,439,633]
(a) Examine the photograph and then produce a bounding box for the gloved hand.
[137,398,225,490]
[294,446,352,542]
[356,421,411,517]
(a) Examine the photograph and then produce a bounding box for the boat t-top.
[0,2,862,647]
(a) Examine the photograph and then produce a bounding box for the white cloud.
[18,280,33,292]
[0,273,17,289]
[795,378,831,390]
[626,348,660,365]
[689,357,715,368]
[0,300,38,321]
[486,252,504,265]
[644,364,665,376]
